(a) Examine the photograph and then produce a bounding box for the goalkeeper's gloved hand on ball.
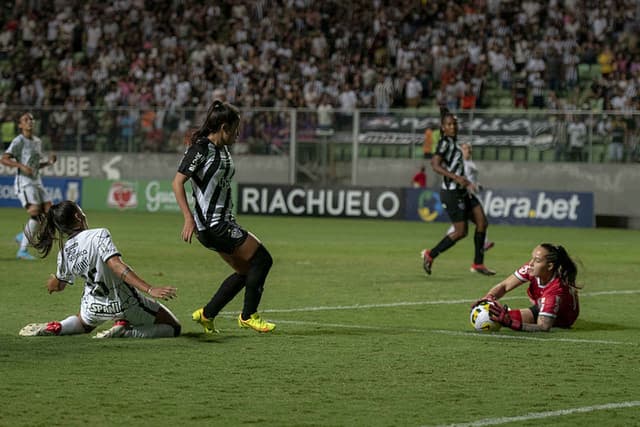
[470,293,496,309]
[489,300,522,330]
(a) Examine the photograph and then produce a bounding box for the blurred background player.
[172,100,276,334]
[19,200,181,338]
[445,143,494,251]
[473,243,580,332]
[0,112,57,260]
[421,108,495,276]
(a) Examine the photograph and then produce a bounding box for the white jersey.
[56,228,158,326]
[463,158,479,186]
[4,134,45,190]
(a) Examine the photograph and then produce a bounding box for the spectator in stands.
[513,72,529,109]
[567,115,587,162]
[608,115,627,162]
[422,125,439,159]
[553,113,569,161]
[411,165,427,188]
[405,73,423,108]
[2,0,640,153]
[598,44,616,79]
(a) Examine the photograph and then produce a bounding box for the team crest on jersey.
[229,226,243,239]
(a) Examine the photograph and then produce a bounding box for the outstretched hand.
[181,217,196,243]
[148,286,177,301]
[470,293,496,309]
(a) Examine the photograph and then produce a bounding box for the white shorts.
[16,183,49,208]
[79,290,161,328]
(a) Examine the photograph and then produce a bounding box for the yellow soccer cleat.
[238,313,275,333]
[192,308,219,334]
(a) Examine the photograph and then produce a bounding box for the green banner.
[82,178,236,214]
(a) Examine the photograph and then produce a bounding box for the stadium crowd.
[0,0,639,155]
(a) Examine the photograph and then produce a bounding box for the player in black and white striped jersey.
[1,112,57,260]
[172,100,276,334]
[420,108,495,277]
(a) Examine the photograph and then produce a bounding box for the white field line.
[221,289,640,315]
[427,401,640,427]
[266,319,635,346]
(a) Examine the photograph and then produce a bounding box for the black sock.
[242,245,273,320]
[203,273,246,319]
[474,231,486,265]
[430,236,456,259]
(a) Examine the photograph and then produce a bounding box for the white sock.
[123,324,175,338]
[60,315,87,335]
[22,218,39,251]
[446,224,455,236]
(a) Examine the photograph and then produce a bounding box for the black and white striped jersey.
[177,138,235,230]
[435,134,465,190]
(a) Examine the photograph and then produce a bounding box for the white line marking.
[238,289,640,314]
[427,401,640,427]
[262,319,635,346]
[218,289,639,346]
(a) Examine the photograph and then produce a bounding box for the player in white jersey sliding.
[0,112,57,260]
[18,200,181,339]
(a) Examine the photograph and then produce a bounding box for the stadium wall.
[0,153,637,228]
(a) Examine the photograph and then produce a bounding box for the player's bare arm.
[106,256,177,301]
[46,275,67,294]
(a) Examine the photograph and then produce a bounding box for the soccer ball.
[469,301,501,332]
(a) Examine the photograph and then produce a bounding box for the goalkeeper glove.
[470,293,496,309]
[489,300,522,331]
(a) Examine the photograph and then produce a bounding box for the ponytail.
[541,243,580,289]
[190,100,240,145]
[32,201,83,258]
[32,209,59,258]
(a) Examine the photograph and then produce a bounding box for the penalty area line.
[262,319,635,346]
[426,400,640,427]
[228,289,640,315]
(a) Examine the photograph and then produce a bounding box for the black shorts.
[440,189,481,223]
[196,220,249,254]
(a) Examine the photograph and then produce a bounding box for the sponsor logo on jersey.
[90,301,123,315]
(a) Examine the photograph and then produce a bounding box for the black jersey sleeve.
[177,143,207,177]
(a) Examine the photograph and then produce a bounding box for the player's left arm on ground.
[47,275,68,294]
[520,314,554,332]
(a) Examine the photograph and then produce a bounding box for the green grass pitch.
[0,208,638,427]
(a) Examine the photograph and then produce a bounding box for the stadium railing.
[1,106,638,165]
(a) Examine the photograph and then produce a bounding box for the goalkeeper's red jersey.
[514,264,580,327]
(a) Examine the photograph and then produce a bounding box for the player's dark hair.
[32,201,81,258]
[541,243,580,289]
[439,107,457,136]
[440,107,455,124]
[189,100,240,145]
